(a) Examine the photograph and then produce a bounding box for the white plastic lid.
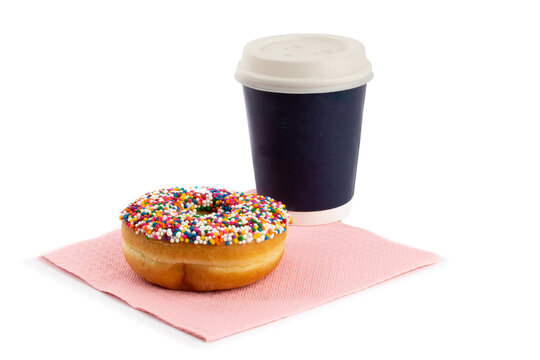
[236,34,373,94]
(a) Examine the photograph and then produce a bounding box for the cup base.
[288,199,353,226]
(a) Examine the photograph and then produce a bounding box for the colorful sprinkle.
[119,187,292,245]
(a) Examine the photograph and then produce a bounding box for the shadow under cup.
[243,85,367,219]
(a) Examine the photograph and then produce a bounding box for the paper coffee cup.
[236,34,373,225]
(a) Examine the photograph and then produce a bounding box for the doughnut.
[119,187,291,291]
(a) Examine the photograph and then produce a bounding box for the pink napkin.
[43,222,438,342]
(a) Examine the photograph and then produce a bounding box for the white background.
[1,0,539,358]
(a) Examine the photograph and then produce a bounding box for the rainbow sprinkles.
[120,187,291,246]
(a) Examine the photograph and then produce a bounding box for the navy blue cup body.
[243,85,367,212]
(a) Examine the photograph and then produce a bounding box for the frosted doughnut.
[119,186,291,291]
